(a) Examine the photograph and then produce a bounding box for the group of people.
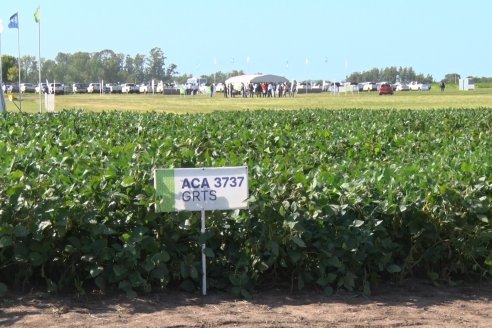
[223,82,296,98]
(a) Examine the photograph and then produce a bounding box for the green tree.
[20,55,38,83]
[146,47,166,81]
[444,73,460,84]
[1,55,18,83]
[70,52,92,82]
[41,59,57,81]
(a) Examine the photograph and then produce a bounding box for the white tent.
[224,74,261,90]
[224,74,289,91]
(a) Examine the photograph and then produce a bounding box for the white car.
[394,82,410,91]
[362,82,377,91]
[105,83,122,94]
[35,83,48,94]
[87,83,101,93]
[121,83,139,93]
[48,83,64,95]
[20,83,36,93]
[408,81,431,91]
[215,83,224,92]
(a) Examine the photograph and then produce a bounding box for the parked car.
[121,83,139,93]
[73,83,89,94]
[408,81,431,91]
[378,83,394,95]
[214,82,224,92]
[35,83,48,94]
[49,83,65,95]
[362,82,377,91]
[139,82,152,94]
[105,83,122,94]
[394,82,410,91]
[6,84,19,93]
[87,83,101,93]
[20,83,36,93]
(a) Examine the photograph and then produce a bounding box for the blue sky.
[1,0,490,81]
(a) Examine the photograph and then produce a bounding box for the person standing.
[440,81,446,92]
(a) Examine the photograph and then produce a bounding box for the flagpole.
[0,21,3,88]
[16,15,21,111]
[0,20,4,114]
[37,10,42,113]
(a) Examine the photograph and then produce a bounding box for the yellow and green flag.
[34,7,40,23]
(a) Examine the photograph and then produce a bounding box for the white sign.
[154,166,248,212]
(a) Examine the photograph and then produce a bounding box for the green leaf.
[257,261,269,272]
[14,225,30,237]
[292,236,306,248]
[10,170,24,180]
[203,247,215,258]
[121,176,135,187]
[0,236,13,248]
[0,282,8,297]
[29,252,45,266]
[289,251,302,263]
[90,266,104,277]
[387,264,401,273]
[352,220,364,228]
[113,264,128,277]
[95,276,106,291]
[38,221,51,231]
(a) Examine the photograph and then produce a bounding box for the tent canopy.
[224,74,260,86]
[250,74,289,84]
[225,74,289,87]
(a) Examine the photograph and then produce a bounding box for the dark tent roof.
[250,74,289,84]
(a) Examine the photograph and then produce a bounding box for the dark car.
[379,83,393,95]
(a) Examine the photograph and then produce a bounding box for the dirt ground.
[1,280,491,327]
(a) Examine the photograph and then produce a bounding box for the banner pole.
[201,208,207,296]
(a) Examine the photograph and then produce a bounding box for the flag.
[8,12,18,29]
[34,7,40,23]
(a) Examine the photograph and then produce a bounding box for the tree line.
[2,47,490,86]
[1,47,178,85]
[347,67,434,84]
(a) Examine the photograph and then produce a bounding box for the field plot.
[1,95,491,327]
[8,87,492,113]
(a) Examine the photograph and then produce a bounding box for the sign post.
[154,166,249,295]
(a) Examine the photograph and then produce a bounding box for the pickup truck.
[87,83,101,93]
[408,81,431,91]
[49,83,65,95]
[121,83,139,94]
[106,83,122,94]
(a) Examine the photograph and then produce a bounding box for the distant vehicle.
[215,82,224,92]
[186,77,207,86]
[73,83,89,93]
[121,83,139,93]
[379,83,394,95]
[105,83,122,94]
[35,83,48,94]
[20,83,36,93]
[87,83,101,93]
[394,82,410,91]
[408,81,431,91]
[49,83,65,95]
[362,82,377,91]
[6,84,20,93]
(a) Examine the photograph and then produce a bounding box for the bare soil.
[1,280,491,327]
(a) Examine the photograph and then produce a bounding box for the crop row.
[0,109,491,297]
